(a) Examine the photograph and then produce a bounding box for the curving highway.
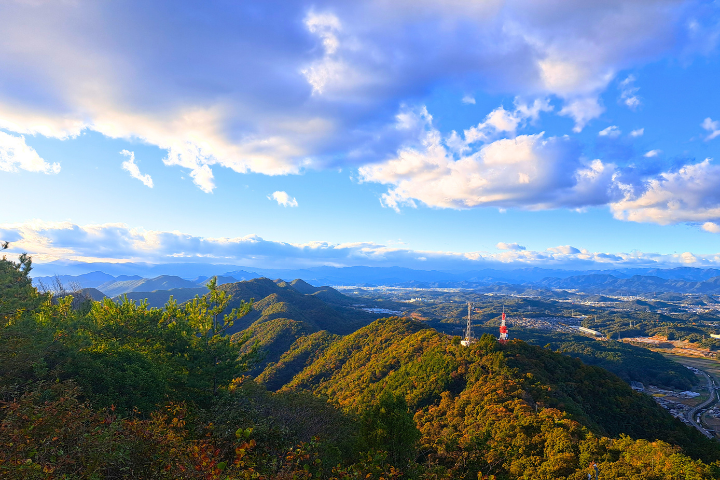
[686,370,716,439]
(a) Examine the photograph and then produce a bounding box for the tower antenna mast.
[499,305,509,343]
[461,302,475,346]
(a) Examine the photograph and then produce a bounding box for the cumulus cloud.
[680,252,697,264]
[463,106,520,144]
[358,99,720,231]
[497,242,526,251]
[619,75,641,109]
[611,158,720,225]
[269,191,298,207]
[547,245,581,255]
[703,222,720,233]
[0,0,709,191]
[120,150,153,188]
[459,98,552,147]
[702,117,720,141]
[0,131,59,174]
[188,164,215,194]
[359,107,616,211]
[300,11,346,96]
[2,220,718,269]
[461,95,476,105]
[559,97,605,132]
[598,126,621,138]
[630,128,644,137]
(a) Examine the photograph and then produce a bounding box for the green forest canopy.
[1,252,719,479]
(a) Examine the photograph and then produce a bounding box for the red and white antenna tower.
[499,305,509,343]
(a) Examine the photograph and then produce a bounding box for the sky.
[2,0,720,272]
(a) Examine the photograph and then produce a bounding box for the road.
[687,370,716,439]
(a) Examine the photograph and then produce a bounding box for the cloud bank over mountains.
[1,221,718,270]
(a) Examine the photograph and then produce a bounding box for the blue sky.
[2,0,720,271]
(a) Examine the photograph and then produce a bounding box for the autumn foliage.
[1,253,720,479]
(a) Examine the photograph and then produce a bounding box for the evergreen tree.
[360,391,420,466]
[164,276,254,404]
[0,246,41,323]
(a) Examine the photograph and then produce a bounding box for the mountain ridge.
[31,264,720,296]
[277,317,719,466]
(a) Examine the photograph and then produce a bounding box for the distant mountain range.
[33,271,254,298]
[31,263,720,296]
[536,273,720,294]
[41,274,381,385]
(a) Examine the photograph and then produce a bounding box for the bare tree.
[36,278,50,294]
[52,275,68,296]
[47,276,92,310]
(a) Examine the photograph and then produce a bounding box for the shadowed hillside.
[216,278,378,373]
[98,275,200,297]
[256,330,340,390]
[121,287,208,306]
[220,278,374,334]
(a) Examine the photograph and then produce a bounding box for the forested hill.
[3,252,720,479]
[548,337,698,390]
[215,277,379,376]
[220,278,370,333]
[280,317,720,471]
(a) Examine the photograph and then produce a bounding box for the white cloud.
[680,252,697,264]
[497,242,526,251]
[702,222,720,233]
[464,106,522,143]
[360,107,616,212]
[514,98,553,122]
[188,164,215,194]
[269,191,298,207]
[559,97,605,132]
[299,10,382,101]
[630,128,644,137]
[301,12,344,95]
[547,245,581,255]
[461,95,476,105]
[598,125,621,138]
[361,105,720,230]
[2,220,720,269]
[459,98,552,146]
[611,158,720,225]
[702,117,720,141]
[305,11,341,55]
[644,149,661,158]
[0,0,707,191]
[619,75,641,110]
[0,131,59,174]
[120,150,153,188]
[537,58,588,94]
